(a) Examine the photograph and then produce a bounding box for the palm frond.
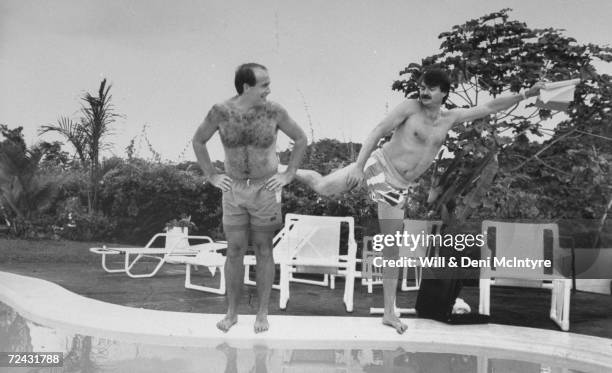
[39,116,89,163]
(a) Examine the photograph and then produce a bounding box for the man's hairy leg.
[252,230,276,333]
[279,163,356,196]
[378,202,408,334]
[217,230,248,332]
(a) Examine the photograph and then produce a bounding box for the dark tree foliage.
[0,125,62,236]
[391,9,611,229]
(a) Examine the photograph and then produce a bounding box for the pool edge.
[0,270,611,368]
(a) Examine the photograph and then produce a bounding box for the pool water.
[1,302,605,373]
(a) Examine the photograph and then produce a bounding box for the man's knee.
[315,178,337,196]
[312,170,354,196]
[226,234,248,261]
[295,170,325,193]
[253,242,273,258]
[226,246,246,262]
[251,233,274,259]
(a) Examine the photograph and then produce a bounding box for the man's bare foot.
[254,314,269,333]
[382,314,408,334]
[216,342,236,356]
[217,314,238,332]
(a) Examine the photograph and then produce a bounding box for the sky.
[1,0,611,162]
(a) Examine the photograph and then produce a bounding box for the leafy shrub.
[98,158,222,244]
[58,211,117,241]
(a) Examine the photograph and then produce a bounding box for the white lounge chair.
[479,221,572,331]
[278,214,357,312]
[178,224,317,295]
[90,229,226,279]
[243,221,319,290]
[172,249,227,294]
[361,236,383,294]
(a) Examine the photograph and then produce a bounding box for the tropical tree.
[39,79,118,213]
[39,116,88,165]
[391,9,612,232]
[38,140,71,167]
[0,125,60,234]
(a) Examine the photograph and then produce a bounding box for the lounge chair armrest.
[144,233,169,248]
[190,242,228,252]
[184,235,214,242]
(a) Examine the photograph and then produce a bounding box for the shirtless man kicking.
[291,68,544,333]
[193,63,307,333]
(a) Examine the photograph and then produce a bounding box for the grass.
[0,238,132,264]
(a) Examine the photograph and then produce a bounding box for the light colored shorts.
[363,149,416,208]
[222,179,282,233]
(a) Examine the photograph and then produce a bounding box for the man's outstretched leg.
[252,230,275,333]
[280,163,357,196]
[378,202,408,334]
[217,231,248,332]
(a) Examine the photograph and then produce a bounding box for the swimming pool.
[1,271,611,372]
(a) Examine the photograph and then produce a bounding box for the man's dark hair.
[234,63,267,94]
[420,68,451,103]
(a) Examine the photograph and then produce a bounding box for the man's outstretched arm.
[451,82,545,124]
[192,105,232,191]
[346,100,416,187]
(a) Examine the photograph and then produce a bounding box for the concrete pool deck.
[1,256,611,337]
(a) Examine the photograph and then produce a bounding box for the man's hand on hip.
[209,174,233,192]
[265,172,294,191]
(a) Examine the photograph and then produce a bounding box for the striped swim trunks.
[363,148,416,208]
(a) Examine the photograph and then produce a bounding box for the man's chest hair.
[218,106,278,148]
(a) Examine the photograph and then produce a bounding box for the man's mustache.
[420,94,432,100]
